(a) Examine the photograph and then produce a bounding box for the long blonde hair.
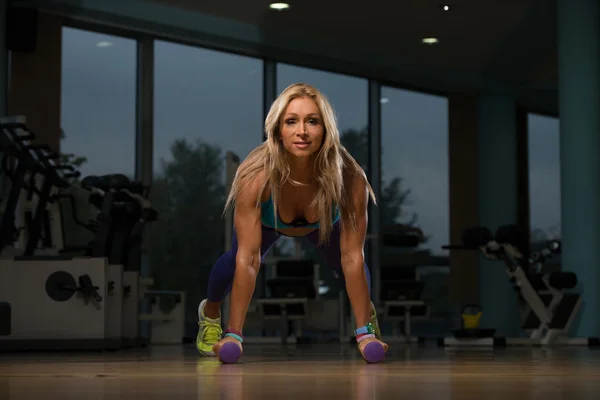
[225,83,376,244]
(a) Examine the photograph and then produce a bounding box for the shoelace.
[199,320,223,343]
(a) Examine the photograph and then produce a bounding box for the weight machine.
[0,120,158,351]
[439,224,595,347]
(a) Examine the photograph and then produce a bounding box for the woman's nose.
[297,123,308,134]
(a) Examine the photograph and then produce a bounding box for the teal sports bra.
[261,197,341,229]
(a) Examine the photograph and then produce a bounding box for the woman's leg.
[205,226,281,314]
[197,226,280,355]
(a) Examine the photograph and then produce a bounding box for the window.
[380,87,449,255]
[528,114,561,242]
[149,41,263,336]
[276,64,368,297]
[60,27,137,247]
[380,86,450,318]
[60,27,137,178]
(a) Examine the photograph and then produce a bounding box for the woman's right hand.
[212,336,243,358]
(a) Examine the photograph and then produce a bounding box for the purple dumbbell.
[218,342,242,364]
[362,342,386,364]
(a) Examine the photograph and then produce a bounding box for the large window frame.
[59,17,455,302]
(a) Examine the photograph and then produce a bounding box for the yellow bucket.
[461,304,482,329]
[461,312,482,329]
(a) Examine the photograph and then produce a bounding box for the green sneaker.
[370,301,382,340]
[196,299,223,356]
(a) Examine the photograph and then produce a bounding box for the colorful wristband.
[225,333,243,343]
[356,333,375,343]
[354,322,376,336]
[225,329,244,343]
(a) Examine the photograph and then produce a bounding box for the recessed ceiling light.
[269,3,290,10]
[442,5,450,11]
[422,37,439,44]
[96,41,113,48]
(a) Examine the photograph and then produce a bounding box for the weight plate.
[45,271,76,302]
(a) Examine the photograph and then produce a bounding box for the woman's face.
[279,97,324,158]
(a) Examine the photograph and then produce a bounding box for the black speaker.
[0,301,10,336]
[6,7,38,53]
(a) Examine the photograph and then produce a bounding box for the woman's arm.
[339,174,372,328]
[227,176,264,333]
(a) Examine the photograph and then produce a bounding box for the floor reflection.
[0,344,599,399]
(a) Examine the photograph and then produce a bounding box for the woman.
[196,83,389,364]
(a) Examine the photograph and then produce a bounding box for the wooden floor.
[1,343,600,399]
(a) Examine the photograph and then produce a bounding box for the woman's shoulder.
[342,163,368,189]
[237,167,270,202]
[340,155,374,206]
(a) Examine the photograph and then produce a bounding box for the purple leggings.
[206,222,371,302]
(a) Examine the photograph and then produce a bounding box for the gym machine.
[249,226,432,345]
[379,266,428,344]
[252,259,323,345]
[0,121,41,257]
[439,224,595,347]
[0,122,86,258]
[377,225,430,344]
[80,173,158,348]
[138,289,186,345]
[23,144,80,256]
[0,120,158,351]
[0,122,112,350]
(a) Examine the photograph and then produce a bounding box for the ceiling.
[15,0,558,114]
[145,0,558,115]
[149,0,530,71]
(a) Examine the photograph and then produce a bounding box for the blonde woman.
[196,83,389,364]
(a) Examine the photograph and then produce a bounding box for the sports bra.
[261,196,341,229]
